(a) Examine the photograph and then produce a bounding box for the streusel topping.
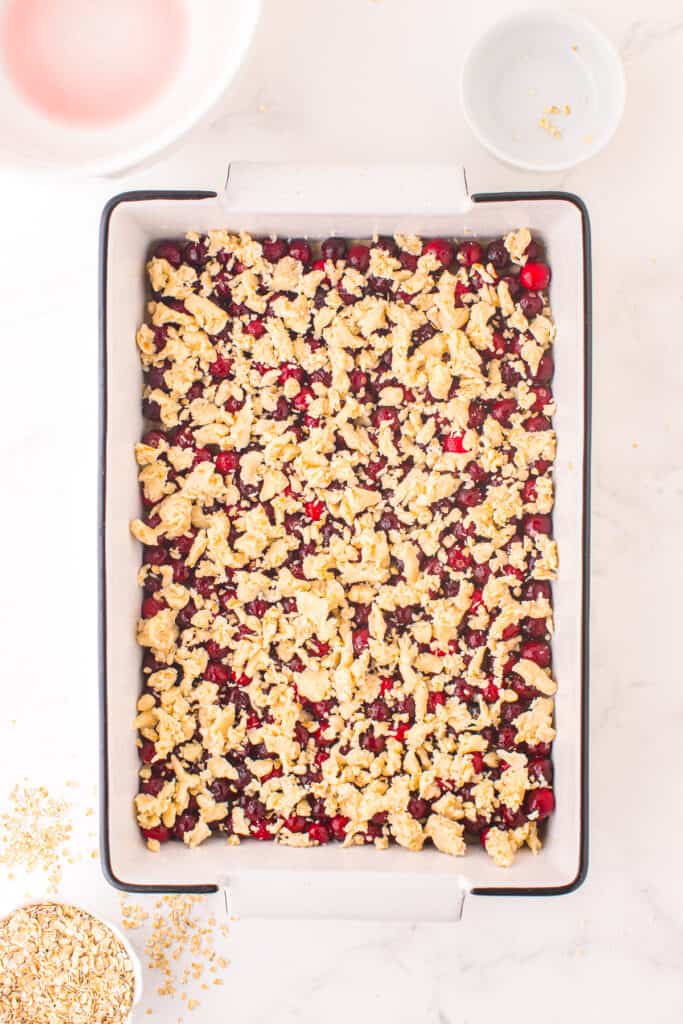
[131,231,557,867]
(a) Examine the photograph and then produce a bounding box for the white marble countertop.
[1,0,682,1020]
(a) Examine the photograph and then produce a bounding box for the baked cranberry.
[398,250,418,271]
[321,237,346,261]
[525,414,551,432]
[141,597,164,619]
[288,239,311,264]
[528,759,553,785]
[498,725,517,750]
[472,562,491,586]
[457,240,483,267]
[210,356,232,380]
[522,479,538,503]
[330,814,349,840]
[466,629,486,648]
[205,662,230,685]
[523,617,547,639]
[520,640,551,668]
[216,451,239,475]
[361,730,386,754]
[292,387,314,410]
[408,798,429,819]
[491,398,517,425]
[520,261,551,290]
[245,319,266,339]
[529,386,551,413]
[348,369,368,393]
[140,777,165,797]
[176,602,196,629]
[374,236,397,256]
[308,823,330,844]
[183,240,205,267]
[427,691,446,712]
[523,513,552,537]
[262,237,288,262]
[368,275,392,295]
[154,240,182,267]
[142,825,170,843]
[447,547,471,571]
[483,682,499,704]
[456,485,483,509]
[443,432,468,453]
[372,407,399,428]
[500,623,521,642]
[173,812,198,840]
[423,238,453,266]
[500,273,521,299]
[500,362,521,387]
[486,239,509,270]
[139,740,156,764]
[525,787,555,819]
[534,354,554,384]
[304,499,325,521]
[347,244,370,272]
[468,400,487,429]
[352,628,370,655]
[284,815,306,833]
[519,292,543,319]
[523,580,552,602]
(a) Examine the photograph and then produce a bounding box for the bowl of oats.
[461,10,626,172]
[0,901,142,1024]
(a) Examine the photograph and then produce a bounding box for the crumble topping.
[132,230,558,868]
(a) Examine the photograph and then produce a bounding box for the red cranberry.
[154,241,182,267]
[284,815,306,833]
[344,243,369,272]
[468,400,487,429]
[144,545,167,566]
[173,812,198,840]
[530,386,552,412]
[501,623,521,641]
[500,362,521,387]
[372,407,399,428]
[525,787,555,819]
[486,239,509,270]
[140,778,165,797]
[528,759,553,784]
[498,725,517,750]
[456,485,483,509]
[408,798,429,820]
[348,369,368,393]
[183,240,205,267]
[520,640,551,668]
[321,237,346,261]
[491,398,518,425]
[520,261,551,290]
[483,682,499,703]
[352,628,369,655]
[534,354,554,384]
[210,356,232,380]
[526,741,551,759]
[216,451,239,475]
[192,447,211,467]
[142,825,170,843]
[519,292,543,319]
[443,432,468,453]
[523,580,552,602]
[308,823,330,844]
[523,513,552,537]
[427,691,446,712]
[304,499,325,521]
[500,273,521,299]
[245,319,266,339]
[292,387,314,410]
[466,629,486,648]
[141,597,164,619]
[457,240,483,267]
[262,237,288,262]
[368,275,391,295]
[525,414,551,432]
[447,547,471,571]
[424,238,453,266]
[330,815,349,840]
[374,237,397,256]
[205,662,231,685]
[288,239,311,264]
[143,427,166,448]
[472,562,491,586]
[523,617,547,639]
[399,250,418,271]
[140,740,156,764]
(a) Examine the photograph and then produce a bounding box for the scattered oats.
[632,441,639,449]
[85,807,95,817]
[90,849,99,859]
[583,134,594,143]
[571,44,579,52]
[258,103,269,113]
[0,784,75,893]
[65,780,79,788]
[539,115,562,139]
[0,902,135,1024]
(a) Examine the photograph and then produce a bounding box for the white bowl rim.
[1,0,262,178]
[460,7,626,173]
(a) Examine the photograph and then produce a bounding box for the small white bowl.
[461,9,625,172]
[1,901,143,1022]
[0,0,261,177]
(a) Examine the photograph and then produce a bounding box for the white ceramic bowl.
[461,9,625,172]
[0,0,261,177]
[1,901,143,1022]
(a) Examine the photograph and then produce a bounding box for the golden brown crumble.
[131,230,558,868]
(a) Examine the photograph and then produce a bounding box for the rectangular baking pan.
[99,164,591,918]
